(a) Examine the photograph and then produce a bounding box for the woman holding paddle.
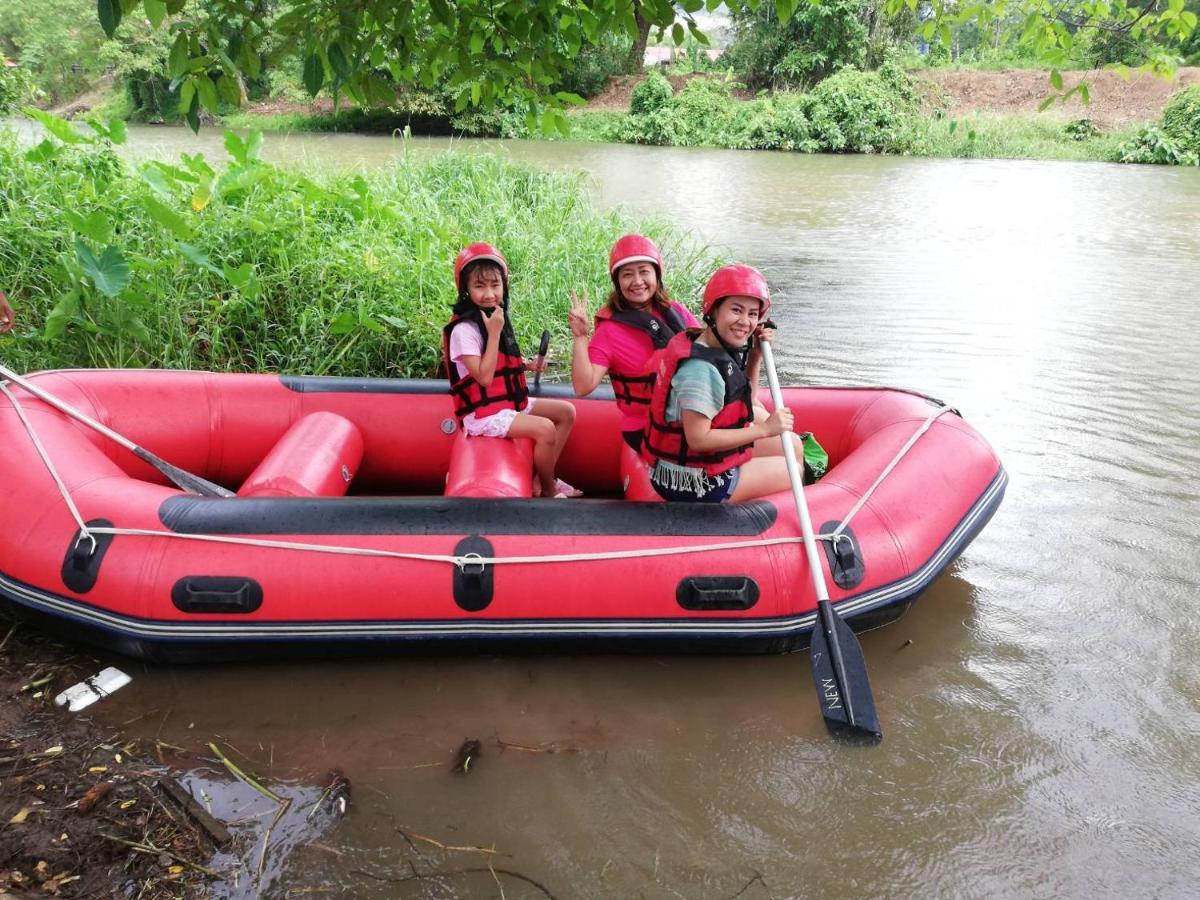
[641,264,798,503]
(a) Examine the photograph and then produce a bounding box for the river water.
[35,125,1200,896]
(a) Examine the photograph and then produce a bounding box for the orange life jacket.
[443,311,528,421]
[643,331,755,475]
[594,304,690,414]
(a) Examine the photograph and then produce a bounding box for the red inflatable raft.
[0,369,1005,662]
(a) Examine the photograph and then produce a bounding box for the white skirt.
[462,398,536,438]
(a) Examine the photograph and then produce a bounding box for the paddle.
[0,363,234,498]
[532,329,550,394]
[759,341,881,743]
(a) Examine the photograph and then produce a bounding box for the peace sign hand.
[568,288,591,339]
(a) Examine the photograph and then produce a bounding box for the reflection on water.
[15,121,1200,895]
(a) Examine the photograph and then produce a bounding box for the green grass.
[0,126,718,377]
[562,105,1147,163]
[908,111,1141,161]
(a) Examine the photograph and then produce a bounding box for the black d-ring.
[60,519,116,594]
[453,536,494,612]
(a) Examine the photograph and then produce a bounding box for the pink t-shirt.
[588,302,699,432]
[448,320,484,380]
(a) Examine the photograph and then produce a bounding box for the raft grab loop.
[3,379,955,573]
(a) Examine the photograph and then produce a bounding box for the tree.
[93,0,749,133]
[90,0,1197,132]
[626,2,654,74]
[726,0,871,90]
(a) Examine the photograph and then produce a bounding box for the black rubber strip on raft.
[158,495,778,536]
[280,375,613,401]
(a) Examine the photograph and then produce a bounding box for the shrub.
[1161,85,1200,156]
[1065,118,1099,141]
[610,106,677,145]
[1113,124,1199,166]
[0,63,36,116]
[668,78,741,146]
[739,94,817,151]
[803,67,917,153]
[630,70,673,115]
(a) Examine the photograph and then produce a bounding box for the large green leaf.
[196,75,220,113]
[303,54,324,96]
[24,140,62,164]
[97,0,122,38]
[177,242,225,278]
[168,33,190,78]
[24,108,88,145]
[328,43,350,80]
[143,196,194,239]
[224,130,248,164]
[64,209,114,244]
[143,0,166,28]
[43,291,81,341]
[75,241,130,298]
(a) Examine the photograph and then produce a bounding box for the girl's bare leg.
[528,398,576,467]
[507,413,559,497]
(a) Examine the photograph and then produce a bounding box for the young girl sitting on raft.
[642,264,799,503]
[443,243,580,498]
[568,234,698,452]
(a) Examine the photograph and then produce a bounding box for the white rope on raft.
[1,379,953,570]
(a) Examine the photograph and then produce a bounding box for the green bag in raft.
[800,432,828,485]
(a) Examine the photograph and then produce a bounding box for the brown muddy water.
[15,125,1200,897]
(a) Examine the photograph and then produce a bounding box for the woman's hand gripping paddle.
[532,330,551,394]
[0,362,234,498]
[759,342,881,744]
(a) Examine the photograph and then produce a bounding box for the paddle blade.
[810,603,882,744]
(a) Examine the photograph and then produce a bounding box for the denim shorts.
[650,466,741,503]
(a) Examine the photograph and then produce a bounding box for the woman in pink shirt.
[568,235,699,452]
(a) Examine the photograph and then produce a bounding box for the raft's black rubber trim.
[159,495,778,537]
[60,519,115,595]
[171,576,263,614]
[280,375,611,401]
[677,576,760,611]
[453,536,494,612]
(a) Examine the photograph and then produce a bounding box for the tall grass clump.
[0,116,718,377]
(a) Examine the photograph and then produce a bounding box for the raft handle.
[171,577,263,614]
[677,576,760,611]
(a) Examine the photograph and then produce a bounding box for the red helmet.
[609,234,663,283]
[702,264,771,319]
[454,242,509,292]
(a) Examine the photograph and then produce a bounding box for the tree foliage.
[75,0,1200,132]
[0,0,104,103]
[725,0,871,90]
[91,0,767,133]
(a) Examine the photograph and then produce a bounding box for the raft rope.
[1,380,953,570]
